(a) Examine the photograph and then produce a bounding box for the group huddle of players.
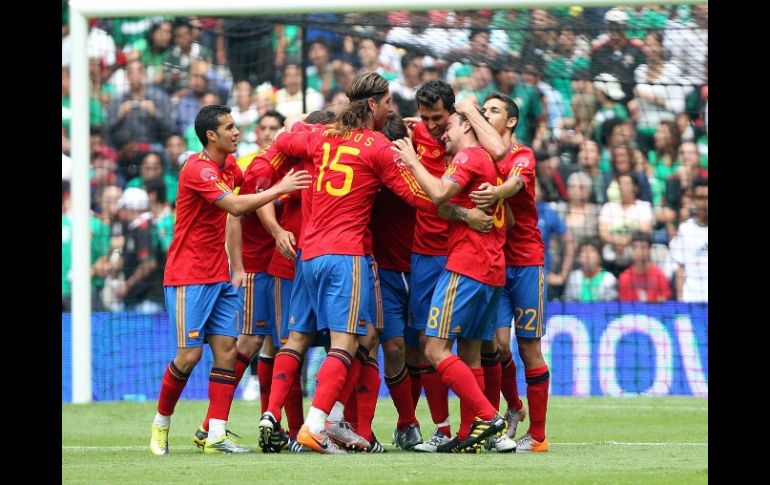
[149,73,551,457]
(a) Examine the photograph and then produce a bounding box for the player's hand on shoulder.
[277,168,312,193]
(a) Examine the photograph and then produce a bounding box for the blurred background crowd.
[61,2,708,312]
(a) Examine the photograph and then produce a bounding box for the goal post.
[67,0,706,404]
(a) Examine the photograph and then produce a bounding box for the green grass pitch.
[63,396,707,484]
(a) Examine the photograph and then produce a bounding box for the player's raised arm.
[455,97,507,161]
[391,137,461,205]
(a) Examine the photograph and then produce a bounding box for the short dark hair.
[691,176,708,191]
[415,80,455,113]
[631,231,652,246]
[578,238,602,255]
[194,104,231,147]
[305,110,336,125]
[259,110,286,127]
[380,113,408,142]
[143,176,166,204]
[400,51,423,72]
[484,92,520,132]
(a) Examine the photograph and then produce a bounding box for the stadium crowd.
[61,4,708,312]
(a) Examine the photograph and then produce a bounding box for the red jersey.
[618,265,672,302]
[275,126,433,260]
[164,152,243,286]
[288,122,326,250]
[411,122,449,256]
[238,155,282,273]
[267,191,302,280]
[499,143,544,267]
[371,187,415,272]
[444,146,506,287]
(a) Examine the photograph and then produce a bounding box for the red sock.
[257,355,274,414]
[266,348,303,421]
[356,357,381,442]
[436,355,495,421]
[336,347,366,408]
[311,348,354,414]
[385,366,418,429]
[525,365,550,442]
[406,364,422,409]
[458,368,485,440]
[343,387,359,429]
[481,350,502,412]
[284,378,304,439]
[234,351,252,384]
[157,361,190,417]
[423,365,450,435]
[205,367,237,423]
[500,353,523,411]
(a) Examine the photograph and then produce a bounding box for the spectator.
[306,38,337,98]
[617,231,672,302]
[107,59,174,149]
[143,176,175,253]
[183,91,221,152]
[222,16,275,87]
[629,31,692,152]
[163,18,213,97]
[554,171,601,250]
[254,110,285,151]
[114,187,165,313]
[126,151,179,205]
[544,24,591,118]
[492,67,545,146]
[574,140,607,205]
[274,62,324,117]
[590,8,644,102]
[564,240,618,302]
[324,89,349,115]
[668,177,707,302]
[661,141,708,239]
[128,19,173,86]
[604,143,652,204]
[389,52,423,110]
[230,80,260,157]
[535,180,576,300]
[599,173,654,276]
[663,4,707,85]
[592,73,629,146]
[163,133,187,175]
[648,120,681,184]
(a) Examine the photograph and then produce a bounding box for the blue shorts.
[268,275,293,345]
[361,256,383,332]
[304,254,371,336]
[287,249,319,335]
[496,265,547,339]
[379,269,409,342]
[239,272,273,337]
[408,253,447,333]
[164,282,240,348]
[425,270,502,341]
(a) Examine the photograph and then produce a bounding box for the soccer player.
[465,92,553,452]
[263,72,452,455]
[405,81,508,452]
[149,105,311,456]
[392,110,509,453]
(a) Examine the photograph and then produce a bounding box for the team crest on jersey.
[188,330,200,339]
[200,167,219,181]
[452,151,469,165]
[513,156,529,168]
[254,176,271,193]
[432,148,441,156]
[510,143,520,153]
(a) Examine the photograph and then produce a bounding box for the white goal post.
[67,0,706,403]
